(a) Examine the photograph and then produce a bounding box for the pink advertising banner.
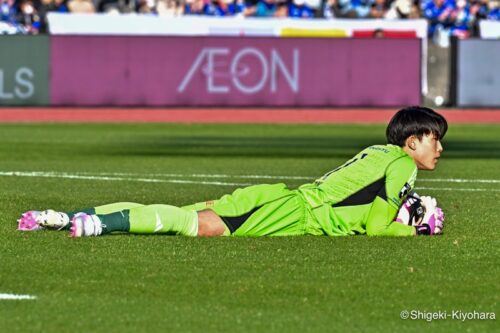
[50,36,421,107]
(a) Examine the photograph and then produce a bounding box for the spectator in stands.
[423,0,455,37]
[288,0,314,18]
[1,0,16,23]
[470,0,489,20]
[184,0,202,14]
[226,0,248,16]
[409,0,422,18]
[37,0,68,33]
[156,0,184,16]
[385,0,411,18]
[210,0,239,16]
[67,0,96,12]
[246,0,278,17]
[338,0,372,18]
[136,0,154,13]
[97,0,128,13]
[322,0,342,18]
[450,0,474,37]
[370,0,390,18]
[11,0,500,36]
[41,0,69,14]
[372,27,385,36]
[190,0,220,15]
[183,0,194,13]
[184,0,215,15]
[274,0,289,17]
[16,0,41,33]
[488,0,500,19]
[466,0,486,36]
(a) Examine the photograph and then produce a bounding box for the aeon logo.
[178,47,299,94]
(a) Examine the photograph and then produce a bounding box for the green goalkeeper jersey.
[298,144,418,236]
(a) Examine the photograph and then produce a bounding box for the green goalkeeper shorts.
[182,183,323,237]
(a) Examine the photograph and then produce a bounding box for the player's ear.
[405,135,418,151]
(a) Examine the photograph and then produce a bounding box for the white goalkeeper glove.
[395,193,445,235]
[395,192,425,226]
[414,196,445,236]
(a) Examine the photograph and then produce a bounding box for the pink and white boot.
[17,211,44,231]
[18,210,69,231]
[69,213,103,237]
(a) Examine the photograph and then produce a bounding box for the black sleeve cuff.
[415,224,431,235]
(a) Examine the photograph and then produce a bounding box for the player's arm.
[365,157,417,236]
[365,197,416,236]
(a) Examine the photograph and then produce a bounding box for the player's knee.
[197,210,226,237]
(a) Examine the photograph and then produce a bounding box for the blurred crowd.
[1,0,499,37]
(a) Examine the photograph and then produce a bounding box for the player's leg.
[207,183,307,236]
[17,202,144,231]
[69,183,295,237]
[70,204,227,237]
[74,202,146,216]
[197,210,228,236]
[70,194,303,238]
[181,183,299,236]
[224,193,306,236]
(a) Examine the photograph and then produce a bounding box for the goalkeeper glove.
[414,196,445,235]
[395,192,425,226]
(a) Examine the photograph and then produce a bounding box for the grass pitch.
[0,123,498,333]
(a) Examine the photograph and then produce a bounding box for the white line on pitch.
[0,293,36,300]
[71,171,313,180]
[1,171,499,192]
[415,187,500,192]
[73,172,500,184]
[418,178,500,184]
[10,171,500,185]
[0,171,251,187]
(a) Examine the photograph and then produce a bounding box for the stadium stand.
[0,0,499,37]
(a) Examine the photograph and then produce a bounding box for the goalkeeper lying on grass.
[18,106,446,237]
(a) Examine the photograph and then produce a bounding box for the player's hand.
[415,196,445,235]
[394,192,425,226]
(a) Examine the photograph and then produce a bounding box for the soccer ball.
[395,193,426,226]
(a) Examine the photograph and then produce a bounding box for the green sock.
[64,203,144,231]
[128,204,198,236]
[95,202,144,234]
[97,211,131,234]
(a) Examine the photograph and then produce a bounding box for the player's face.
[411,133,443,170]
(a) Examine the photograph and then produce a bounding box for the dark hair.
[386,106,448,147]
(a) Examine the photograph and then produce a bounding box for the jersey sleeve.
[385,156,418,211]
[365,157,417,236]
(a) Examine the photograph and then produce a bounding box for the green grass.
[0,123,498,333]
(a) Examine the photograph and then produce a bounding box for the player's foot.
[18,211,44,231]
[70,213,103,237]
[17,210,70,231]
[37,210,70,229]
